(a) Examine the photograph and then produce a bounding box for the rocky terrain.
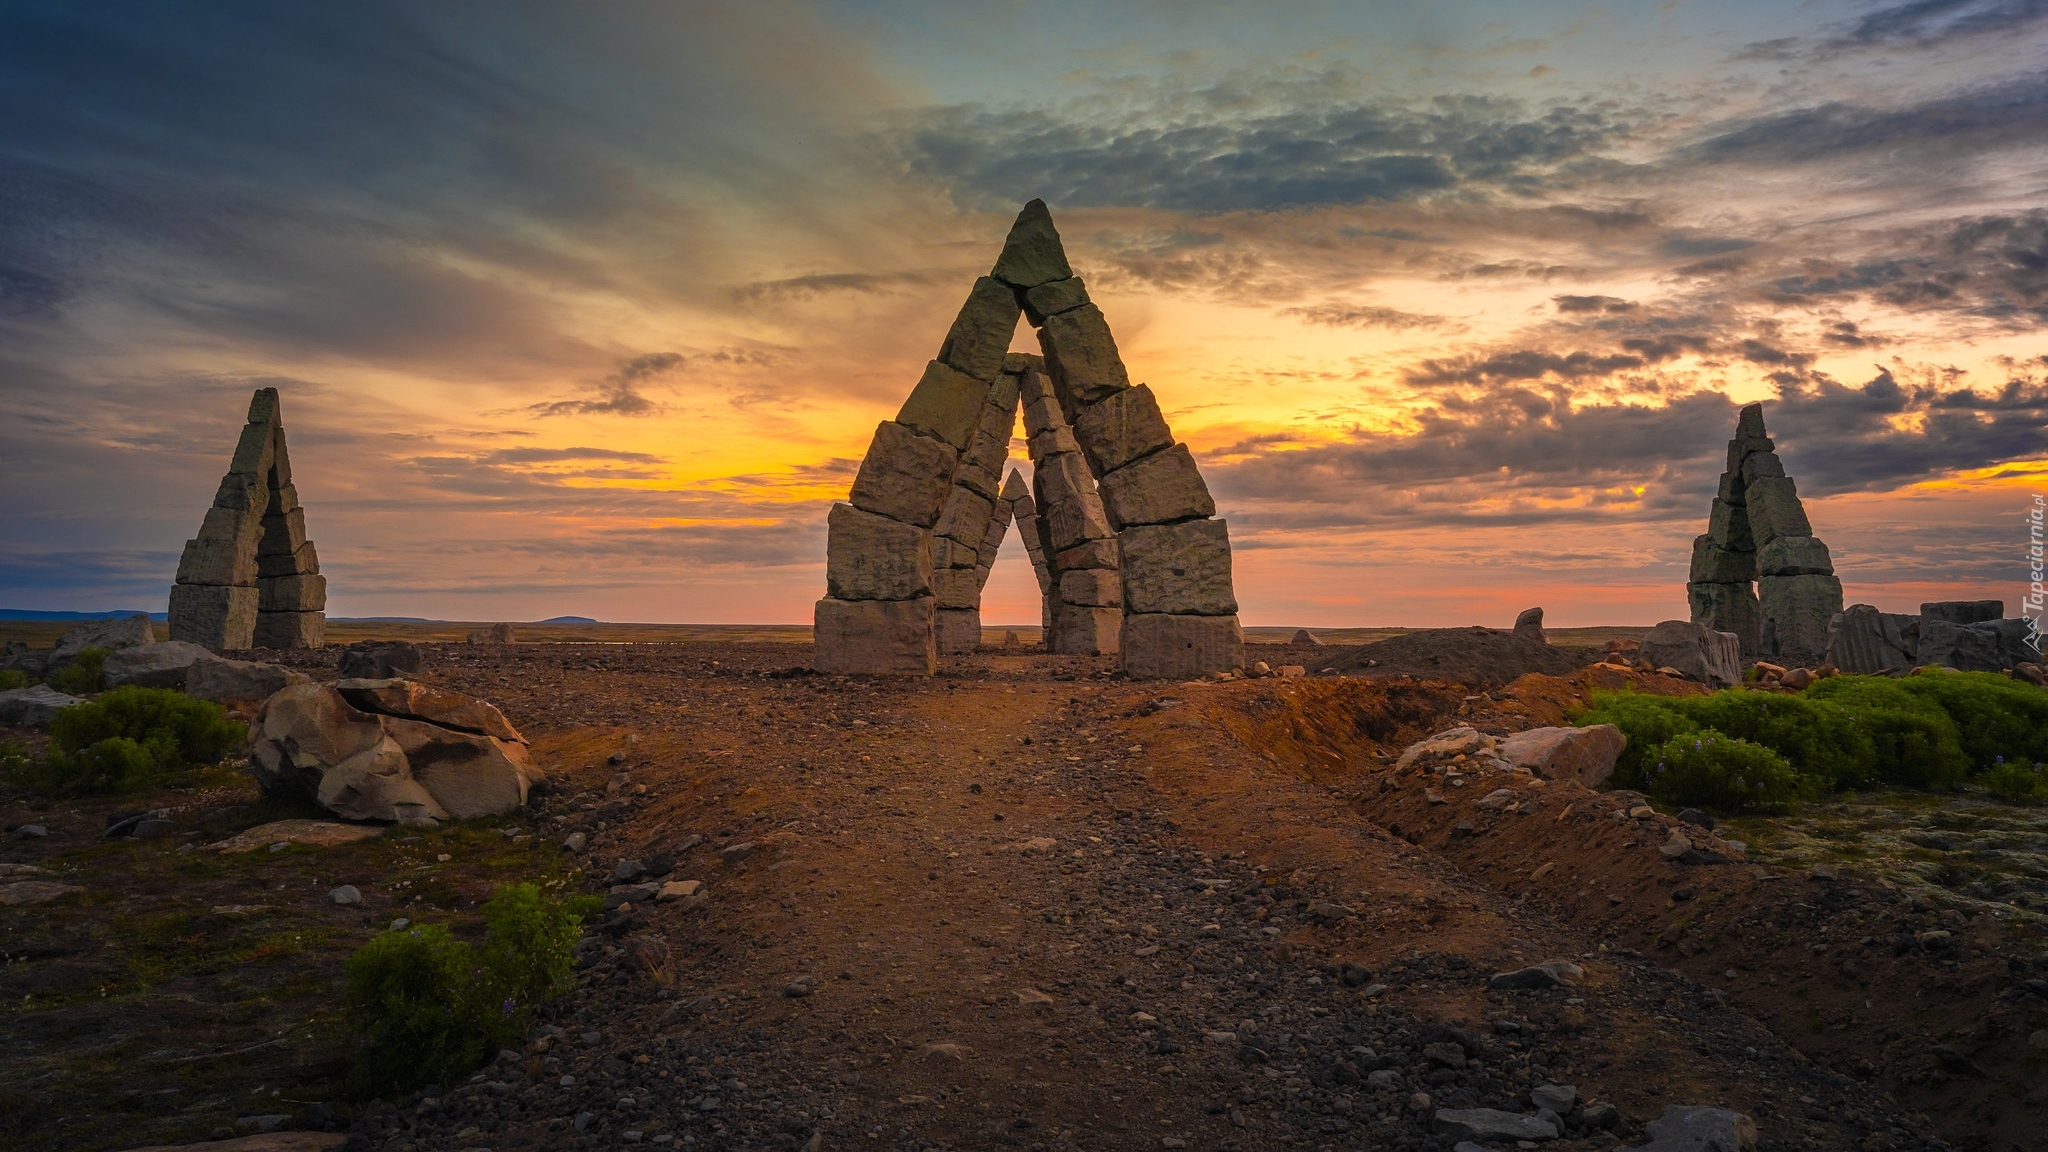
[3,640,2044,1152]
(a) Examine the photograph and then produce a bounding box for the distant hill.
[0,609,166,622]
[539,615,599,624]
[329,617,438,623]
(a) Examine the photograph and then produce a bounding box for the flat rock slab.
[0,880,86,906]
[117,1134,348,1152]
[1434,1107,1558,1142]
[208,820,384,854]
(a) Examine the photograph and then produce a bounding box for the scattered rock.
[15,823,49,839]
[1500,725,1625,787]
[0,881,86,906]
[466,622,517,645]
[328,885,362,905]
[337,640,426,680]
[53,614,155,663]
[1489,961,1584,990]
[186,655,311,706]
[785,974,817,998]
[1660,832,1694,859]
[1531,1084,1577,1113]
[1397,727,1494,769]
[721,841,757,865]
[1433,1107,1558,1143]
[1629,1104,1757,1151]
[563,832,588,853]
[1513,607,1546,644]
[115,1133,348,1152]
[1638,620,1742,687]
[615,859,647,882]
[657,880,703,902]
[102,640,213,688]
[0,684,84,727]
[206,819,383,854]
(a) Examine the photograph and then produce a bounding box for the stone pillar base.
[1121,613,1242,679]
[168,584,259,650]
[814,597,936,675]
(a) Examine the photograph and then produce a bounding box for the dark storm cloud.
[731,271,937,303]
[1280,302,1450,330]
[1683,72,2048,166]
[891,94,1642,212]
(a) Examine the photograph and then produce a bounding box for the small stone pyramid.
[168,388,326,649]
[1686,403,1840,662]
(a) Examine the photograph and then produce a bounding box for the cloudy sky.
[2,0,2044,626]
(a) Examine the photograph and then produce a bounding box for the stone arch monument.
[168,387,327,649]
[815,200,1242,678]
[1686,402,1841,664]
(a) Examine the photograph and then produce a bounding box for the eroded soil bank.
[3,642,2043,1151]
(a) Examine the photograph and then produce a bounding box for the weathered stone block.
[1023,276,1089,324]
[1001,352,1042,375]
[1042,496,1114,553]
[1759,572,1842,663]
[1736,402,1766,440]
[1120,519,1236,615]
[849,421,958,528]
[1055,537,1119,571]
[103,641,212,689]
[198,503,265,544]
[1121,613,1243,680]
[935,608,982,655]
[1823,604,1919,674]
[257,541,319,579]
[1741,451,1786,483]
[1639,619,1742,687]
[1716,470,1746,505]
[1689,534,1755,583]
[1706,497,1753,552]
[1034,451,1097,510]
[1073,384,1173,477]
[934,486,995,546]
[228,419,277,477]
[938,277,1023,382]
[1758,534,1833,577]
[933,567,982,610]
[1921,599,2003,624]
[178,533,258,586]
[1744,477,1812,546]
[1688,580,1762,657]
[1030,426,1081,460]
[261,507,309,556]
[1049,603,1120,655]
[213,470,267,512]
[990,199,1073,289]
[955,459,1001,501]
[1512,607,1546,645]
[169,583,259,650]
[259,572,327,613]
[826,503,933,601]
[1919,617,2037,671]
[254,610,326,649]
[1059,568,1121,608]
[813,596,936,675]
[979,374,1021,437]
[931,536,972,570]
[1021,393,1065,440]
[898,360,989,451]
[268,482,301,515]
[1098,444,1215,529]
[1039,305,1131,409]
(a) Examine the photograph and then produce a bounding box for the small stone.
[1809,864,1837,880]
[1368,1069,1402,1089]
[2029,1029,2048,1049]
[1432,1107,1558,1143]
[656,879,703,902]
[15,824,49,839]
[720,841,757,865]
[1489,961,1584,990]
[1408,1092,1432,1112]
[1660,833,1693,859]
[785,974,817,998]
[563,832,588,852]
[235,1114,289,1133]
[1423,1041,1467,1069]
[615,859,647,882]
[1531,1084,1576,1113]
[1639,1105,1757,1151]
[328,885,362,906]
[389,918,410,931]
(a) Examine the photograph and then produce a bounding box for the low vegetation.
[43,647,108,695]
[8,686,245,794]
[344,883,601,1095]
[1578,669,2048,813]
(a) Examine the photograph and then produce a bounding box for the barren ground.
[3,639,2045,1152]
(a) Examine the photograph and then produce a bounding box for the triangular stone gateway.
[1686,402,1840,663]
[168,388,327,649]
[815,200,1242,678]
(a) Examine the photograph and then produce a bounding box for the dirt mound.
[1323,626,1602,688]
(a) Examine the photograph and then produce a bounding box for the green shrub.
[1802,676,1971,788]
[1575,690,1700,788]
[1893,670,2048,770]
[1672,689,1878,790]
[1642,728,1809,814]
[45,648,107,695]
[345,884,598,1096]
[0,669,29,691]
[1980,758,2048,805]
[17,687,245,795]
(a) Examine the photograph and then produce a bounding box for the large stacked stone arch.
[169,387,327,649]
[1687,402,1841,664]
[815,200,1242,678]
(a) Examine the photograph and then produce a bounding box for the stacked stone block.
[998,469,1055,635]
[1019,358,1121,655]
[1685,402,1841,664]
[169,388,326,649]
[932,369,1023,654]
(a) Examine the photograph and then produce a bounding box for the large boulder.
[1501,725,1625,787]
[1922,599,2002,625]
[103,641,213,689]
[247,679,541,822]
[1919,617,2037,672]
[187,655,311,706]
[1638,621,1742,687]
[1512,607,1546,645]
[52,615,156,663]
[0,685,84,728]
[1290,629,1321,646]
[337,640,425,680]
[2,643,49,679]
[1630,1104,1756,1151]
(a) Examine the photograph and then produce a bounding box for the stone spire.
[168,388,327,649]
[1686,403,1840,663]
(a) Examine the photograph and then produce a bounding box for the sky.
[1,0,2044,627]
